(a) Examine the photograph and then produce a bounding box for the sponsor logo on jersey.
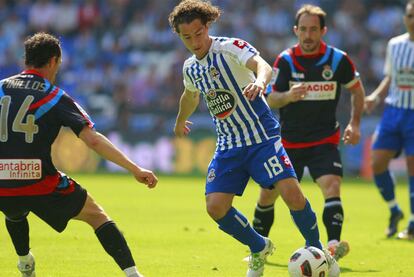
[233,39,247,49]
[205,89,237,120]
[209,66,221,81]
[322,65,334,80]
[396,68,414,90]
[290,81,337,101]
[281,155,292,168]
[0,159,41,180]
[333,162,342,168]
[292,72,305,79]
[207,168,216,182]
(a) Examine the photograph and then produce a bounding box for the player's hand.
[174,120,193,137]
[288,83,307,102]
[364,94,379,114]
[343,123,360,145]
[134,167,158,188]
[243,81,265,101]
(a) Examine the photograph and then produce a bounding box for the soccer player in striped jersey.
[0,33,158,277]
[252,4,365,264]
[168,1,339,276]
[365,0,414,241]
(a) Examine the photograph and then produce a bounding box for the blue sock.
[216,207,265,253]
[290,200,323,250]
[374,171,400,214]
[409,176,414,216]
[409,176,414,230]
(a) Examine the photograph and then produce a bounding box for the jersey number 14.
[0,96,39,143]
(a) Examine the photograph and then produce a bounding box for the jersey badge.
[209,66,221,81]
[207,168,216,182]
[205,89,237,120]
[322,65,333,80]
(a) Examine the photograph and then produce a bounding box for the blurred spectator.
[0,0,406,137]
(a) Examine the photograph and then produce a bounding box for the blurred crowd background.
[0,0,408,174]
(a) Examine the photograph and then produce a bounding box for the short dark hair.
[24,32,61,68]
[295,4,326,29]
[168,0,221,33]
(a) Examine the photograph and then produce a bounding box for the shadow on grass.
[264,263,381,274]
[339,267,380,274]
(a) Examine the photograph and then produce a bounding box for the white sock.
[387,200,398,209]
[124,266,141,277]
[18,252,33,263]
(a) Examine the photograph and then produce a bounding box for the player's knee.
[284,191,306,211]
[5,212,28,222]
[258,188,277,206]
[323,182,340,198]
[206,202,228,220]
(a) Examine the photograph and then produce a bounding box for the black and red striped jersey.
[0,70,94,195]
[269,42,360,147]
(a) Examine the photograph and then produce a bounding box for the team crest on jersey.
[322,65,333,80]
[207,168,216,182]
[205,89,237,120]
[209,66,221,81]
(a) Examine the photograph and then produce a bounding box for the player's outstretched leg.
[75,195,144,277]
[5,215,35,277]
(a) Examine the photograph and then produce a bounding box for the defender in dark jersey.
[0,33,158,277]
[251,5,365,261]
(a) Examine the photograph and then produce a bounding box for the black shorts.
[0,177,87,233]
[286,144,343,182]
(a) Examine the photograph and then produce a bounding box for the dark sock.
[253,203,274,237]
[95,221,135,270]
[323,197,344,242]
[5,216,30,256]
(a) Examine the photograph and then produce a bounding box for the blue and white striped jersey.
[182,36,280,150]
[384,33,414,109]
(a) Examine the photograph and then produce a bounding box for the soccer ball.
[288,246,328,277]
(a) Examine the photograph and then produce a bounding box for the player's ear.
[321,26,328,36]
[293,25,298,36]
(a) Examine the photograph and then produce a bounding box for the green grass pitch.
[0,174,413,276]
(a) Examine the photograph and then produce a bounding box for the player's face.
[294,14,327,54]
[404,4,414,37]
[178,19,212,59]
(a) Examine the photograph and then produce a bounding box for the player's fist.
[288,83,307,102]
[134,167,158,188]
[343,123,360,145]
[364,94,380,114]
[243,81,265,101]
[174,120,193,137]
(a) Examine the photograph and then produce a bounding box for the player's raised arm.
[244,55,272,101]
[174,88,200,137]
[79,127,158,188]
